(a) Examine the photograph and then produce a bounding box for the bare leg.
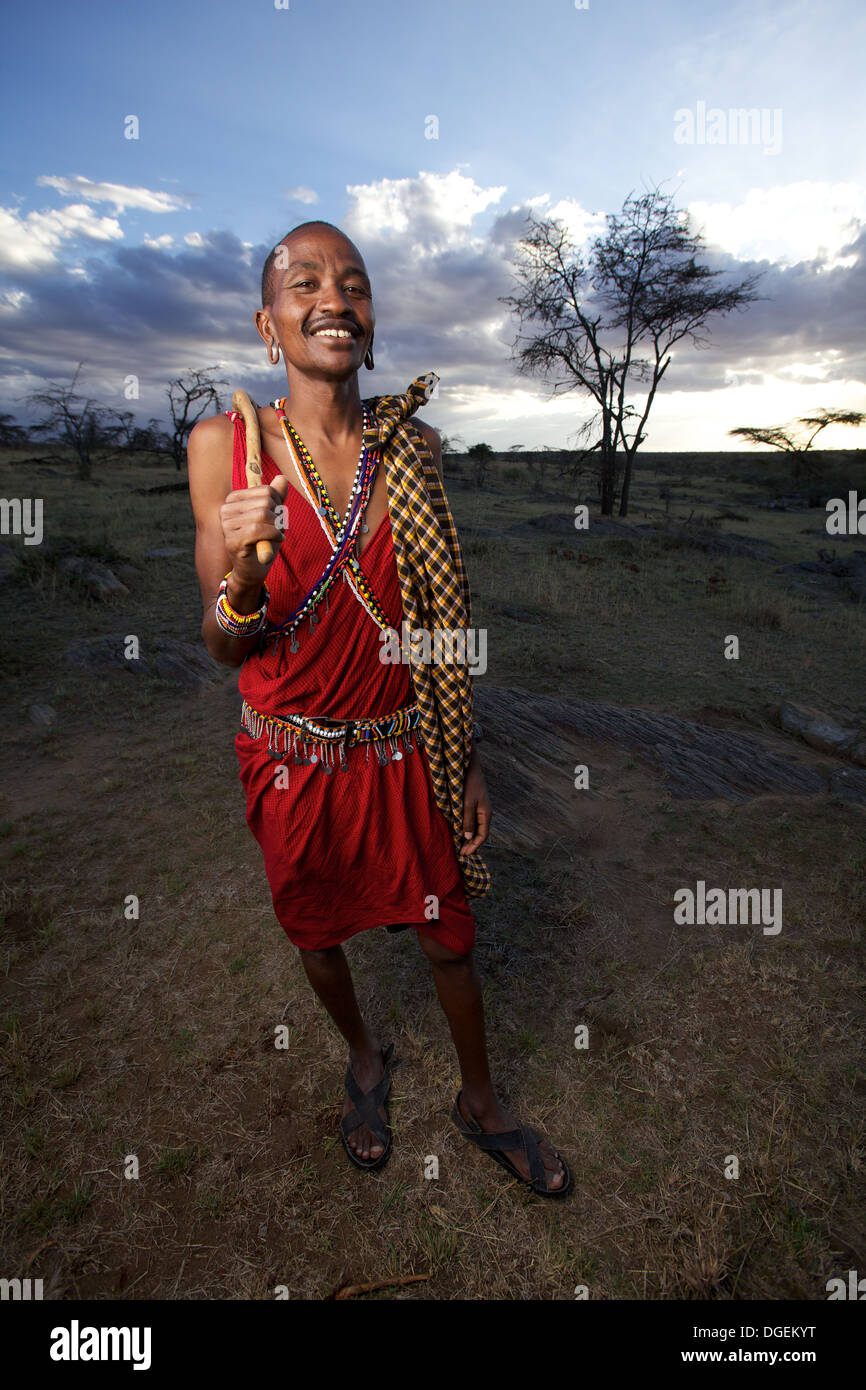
[297,944,388,1161]
[415,932,566,1191]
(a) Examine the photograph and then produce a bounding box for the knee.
[298,944,342,968]
[417,932,473,968]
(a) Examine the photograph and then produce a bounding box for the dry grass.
[0,445,864,1300]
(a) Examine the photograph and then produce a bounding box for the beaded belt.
[240,697,420,772]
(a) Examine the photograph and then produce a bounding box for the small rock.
[828,767,866,800]
[778,701,861,758]
[29,703,57,727]
[65,634,224,690]
[59,556,129,600]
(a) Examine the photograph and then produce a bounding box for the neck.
[280,369,365,447]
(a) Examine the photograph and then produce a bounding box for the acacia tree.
[466,441,494,489]
[439,432,466,455]
[27,363,129,480]
[0,413,27,448]
[115,412,172,458]
[500,187,762,515]
[166,367,228,469]
[729,407,864,484]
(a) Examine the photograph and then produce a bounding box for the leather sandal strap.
[341,1101,389,1144]
[344,1066,392,1112]
[465,1125,547,1187]
[455,1094,550,1189]
[341,1047,395,1144]
[518,1128,548,1188]
[465,1127,526,1153]
[341,1083,391,1143]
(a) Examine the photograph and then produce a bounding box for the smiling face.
[256,226,374,381]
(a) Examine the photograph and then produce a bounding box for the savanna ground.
[1,431,864,1301]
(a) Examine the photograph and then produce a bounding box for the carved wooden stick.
[232,389,274,565]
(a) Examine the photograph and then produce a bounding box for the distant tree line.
[1,362,228,481]
[729,408,865,485]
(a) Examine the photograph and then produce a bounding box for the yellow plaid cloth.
[363,372,491,900]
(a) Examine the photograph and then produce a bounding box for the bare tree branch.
[166,367,228,470]
[500,185,762,515]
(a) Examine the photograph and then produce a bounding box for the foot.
[342,1038,388,1162]
[458,1091,567,1193]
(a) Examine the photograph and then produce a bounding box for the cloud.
[0,203,124,271]
[0,174,190,272]
[688,181,866,268]
[283,186,319,205]
[528,194,608,249]
[345,169,506,246]
[663,223,866,392]
[1,168,864,451]
[36,174,189,214]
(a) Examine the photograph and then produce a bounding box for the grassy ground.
[0,442,864,1299]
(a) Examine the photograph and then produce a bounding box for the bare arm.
[186,413,289,667]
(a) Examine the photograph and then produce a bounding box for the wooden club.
[232,389,275,565]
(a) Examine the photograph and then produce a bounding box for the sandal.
[451,1089,574,1199]
[340,1042,398,1172]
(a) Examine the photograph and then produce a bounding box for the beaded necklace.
[261,401,391,651]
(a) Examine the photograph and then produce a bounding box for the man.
[187,220,571,1197]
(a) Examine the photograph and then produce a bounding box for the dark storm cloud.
[1,207,864,427]
[0,229,270,418]
[696,228,860,383]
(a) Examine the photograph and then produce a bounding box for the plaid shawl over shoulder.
[362,372,491,900]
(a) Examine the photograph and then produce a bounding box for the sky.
[1,0,865,452]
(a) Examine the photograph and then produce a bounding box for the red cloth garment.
[229,409,476,955]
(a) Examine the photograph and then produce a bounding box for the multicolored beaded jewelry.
[259,401,393,652]
[240,695,420,772]
[216,574,270,636]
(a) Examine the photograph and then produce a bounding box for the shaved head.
[261,221,364,307]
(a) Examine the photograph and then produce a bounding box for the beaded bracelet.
[215,572,270,637]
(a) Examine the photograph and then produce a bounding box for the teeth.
[314,329,354,338]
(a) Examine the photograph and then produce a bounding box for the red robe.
[228,409,476,955]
